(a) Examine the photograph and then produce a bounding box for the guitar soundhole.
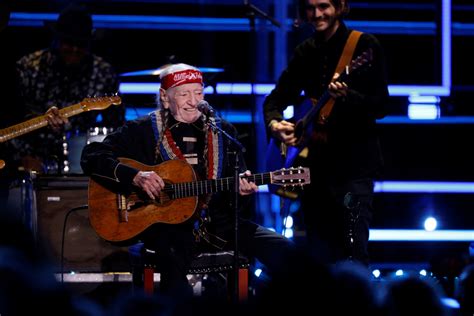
[125,189,174,211]
[157,192,172,204]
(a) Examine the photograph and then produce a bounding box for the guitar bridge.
[117,194,128,222]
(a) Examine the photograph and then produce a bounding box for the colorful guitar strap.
[149,109,224,180]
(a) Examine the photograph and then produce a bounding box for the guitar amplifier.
[34,175,130,273]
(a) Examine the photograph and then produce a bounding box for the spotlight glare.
[283,216,293,228]
[424,217,438,231]
[441,298,460,309]
[395,269,404,276]
[372,269,381,278]
[254,269,262,277]
[283,106,294,119]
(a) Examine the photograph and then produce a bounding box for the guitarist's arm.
[269,120,297,147]
[81,139,139,187]
[81,120,150,188]
[263,47,307,142]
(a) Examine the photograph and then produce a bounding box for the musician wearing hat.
[15,4,124,174]
[81,63,298,296]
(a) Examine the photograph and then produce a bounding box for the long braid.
[154,109,170,163]
[201,115,210,179]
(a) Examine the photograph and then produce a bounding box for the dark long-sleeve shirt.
[81,112,249,237]
[264,22,389,181]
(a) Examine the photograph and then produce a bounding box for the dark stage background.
[2,0,474,281]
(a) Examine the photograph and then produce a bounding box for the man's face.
[58,40,89,66]
[305,0,340,36]
[162,83,204,123]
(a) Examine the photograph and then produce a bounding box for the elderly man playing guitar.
[80,63,306,297]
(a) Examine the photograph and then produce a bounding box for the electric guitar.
[0,95,122,170]
[266,49,373,194]
[88,157,311,242]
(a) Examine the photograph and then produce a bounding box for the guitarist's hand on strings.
[270,120,297,146]
[45,106,69,132]
[132,171,165,200]
[239,170,259,195]
[328,73,348,99]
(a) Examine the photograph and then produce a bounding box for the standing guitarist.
[263,0,389,266]
[81,63,297,296]
[14,5,124,174]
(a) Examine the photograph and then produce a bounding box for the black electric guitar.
[265,49,373,195]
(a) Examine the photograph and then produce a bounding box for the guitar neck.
[300,91,331,127]
[299,71,349,129]
[0,103,84,143]
[164,173,272,199]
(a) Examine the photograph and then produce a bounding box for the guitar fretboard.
[163,173,272,199]
[0,104,85,143]
[299,71,350,131]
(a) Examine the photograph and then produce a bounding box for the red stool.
[129,243,250,302]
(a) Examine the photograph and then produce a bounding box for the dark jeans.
[301,178,374,266]
[141,219,296,295]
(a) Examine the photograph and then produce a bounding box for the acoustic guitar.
[88,157,311,242]
[0,95,122,170]
[266,49,373,195]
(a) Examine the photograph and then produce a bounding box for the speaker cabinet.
[34,176,130,272]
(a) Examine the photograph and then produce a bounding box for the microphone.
[197,100,215,117]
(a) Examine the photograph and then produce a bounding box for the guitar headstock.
[271,166,311,187]
[81,95,122,111]
[338,48,373,81]
[349,48,373,72]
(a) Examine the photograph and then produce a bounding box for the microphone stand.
[207,118,245,303]
[243,0,281,31]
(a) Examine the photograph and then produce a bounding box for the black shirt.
[263,22,389,181]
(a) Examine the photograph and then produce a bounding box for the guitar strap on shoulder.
[317,30,363,123]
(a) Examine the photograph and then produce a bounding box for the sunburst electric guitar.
[88,157,311,242]
[0,95,122,170]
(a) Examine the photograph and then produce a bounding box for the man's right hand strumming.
[270,120,297,146]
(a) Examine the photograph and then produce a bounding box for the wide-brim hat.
[47,5,94,45]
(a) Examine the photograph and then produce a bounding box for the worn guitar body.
[89,158,199,243]
[88,158,311,242]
